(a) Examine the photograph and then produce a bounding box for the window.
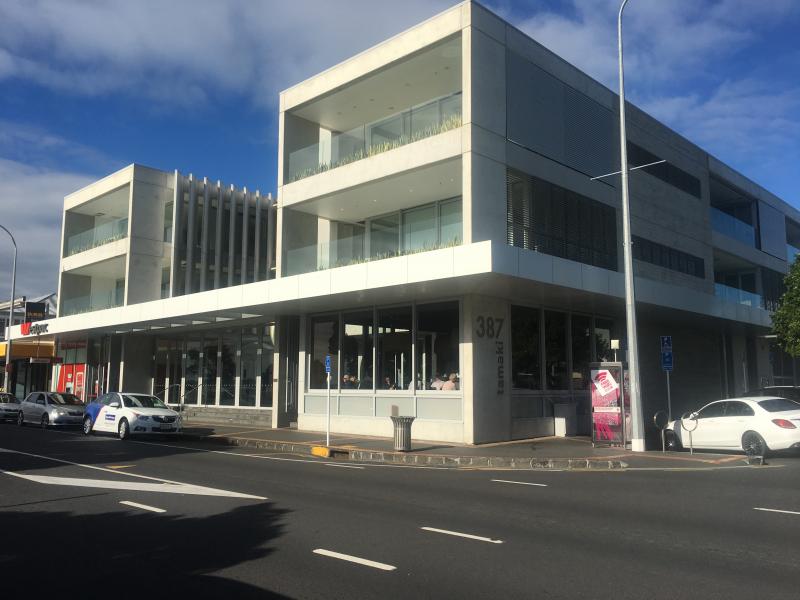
[260,325,275,407]
[758,398,800,413]
[511,306,540,389]
[594,318,614,362]
[725,401,754,417]
[342,311,374,390]
[632,236,704,279]
[506,169,617,271]
[377,307,412,390]
[220,332,237,405]
[544,311,568,390]
[697,402,725,418]
[240,329,259,406]
[571,315,592,391]
[439,198,462,245]
[370,214,400,259]
[309,316,339,390]
[184,338,201,404]
[416,302,460,391]
[627,142,701,199]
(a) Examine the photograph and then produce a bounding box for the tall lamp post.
[0,225,17,394]
[617,0,646,451]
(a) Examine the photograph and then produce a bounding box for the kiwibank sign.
[21,322,49,336]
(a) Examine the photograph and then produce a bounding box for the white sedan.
[665,396,800,455]
[83,392,181,440]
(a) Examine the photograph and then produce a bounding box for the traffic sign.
[660,336,672,352]
[661,351,673,371]
[325,355,331,374]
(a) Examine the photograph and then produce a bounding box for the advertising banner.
[590,362,625,445]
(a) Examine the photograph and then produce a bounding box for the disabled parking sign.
[325,355,331,374]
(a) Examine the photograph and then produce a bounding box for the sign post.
[325,355,332,447]
[660,336,673,421]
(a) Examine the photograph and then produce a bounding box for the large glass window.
[202,336,218,405]
[377,307,412,390]
[309,316,339,390]
[439,198,462,246]
[260,325,275,407]
[240,328,259,406]
[335,223,365,268]
[511,306,540,389]
[544,311,568,390]
[184,338,201,404]
[370,214,400,259]
[219,331,237,406]
[342,311,374,390]
[403,204,437,252]
[571,315,592,391]
[416,302,460,391]
[594,318,614,362]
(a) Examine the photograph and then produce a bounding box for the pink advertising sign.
[590,363,625,445]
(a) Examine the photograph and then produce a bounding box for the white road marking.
[754,507,800,516]
[325,463,365,469]
[421,526,503,544]
[120,500,166,513]
[312,549,396,571]
[0,447,265,500]
[491,479,548,487]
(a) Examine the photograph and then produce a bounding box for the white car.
[83,392,181,440]
[665,396,800,455]
[18,391,86,427]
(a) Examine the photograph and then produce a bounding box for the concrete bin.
[390,416,415,451]
[553,402,577,437]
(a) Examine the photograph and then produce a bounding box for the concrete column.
[169,173,183,297]
[254,192,262,281]
[266,195,276,280]
[241,188,250,284]
[184,175,196,294]
[213,181,223,290]
[228,186,237,287]
[200,177,210,291]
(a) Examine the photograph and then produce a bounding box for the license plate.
[160,424,172,431]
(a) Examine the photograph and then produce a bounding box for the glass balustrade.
[65,217,128,257]
[287,92,462,183]
[714,283,764,309]
[710,207,755,247]
[61,290,124,316]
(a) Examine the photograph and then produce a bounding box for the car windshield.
[49,393,83,405]
[758,398,800,413]
[122,395,166,409]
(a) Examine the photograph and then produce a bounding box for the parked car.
[665,397,800,455]
[18,392,86,428]
[750,386,800,403]
[0,392,21,422]
[83,392,181,440]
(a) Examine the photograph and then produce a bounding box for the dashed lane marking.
[754,507,800,516]
[120,500,166,513]
[491,479,548,487]
[325,463,365,469]
[312,549,396,571]
[421,526,503,544]
[106,465,135,470]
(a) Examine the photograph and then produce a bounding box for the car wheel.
[665,430,682,451]
[17,411,25,427]
[41,414,49,429]
[83,416,93,436]
[742,431,769,457]
[118,418,130,441]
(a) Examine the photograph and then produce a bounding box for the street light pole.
[0,225,18,394]
[617,0,646,452]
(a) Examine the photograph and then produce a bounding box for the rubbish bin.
[390,416,415,452]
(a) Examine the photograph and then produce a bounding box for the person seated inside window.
[342,375,354,389]
[441,373,459,391]
[430,374,445,390]
[382,376,396,390]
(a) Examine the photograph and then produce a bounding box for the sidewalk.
[179,420,760,470]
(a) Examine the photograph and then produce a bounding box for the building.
[9,1,800,445]
[1,293,57,398]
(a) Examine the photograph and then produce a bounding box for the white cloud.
[0,159,95,300]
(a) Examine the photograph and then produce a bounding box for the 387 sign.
[474,315,504,339]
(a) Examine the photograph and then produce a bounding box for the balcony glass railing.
[787,244,800,264]
[710,207,755,247]
[714,283,764,309]
[65,217,128,257]
[61,291,123,316]
[286,92,462,183]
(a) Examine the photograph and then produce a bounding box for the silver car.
[18,392,86,428]
[0,392,20,422]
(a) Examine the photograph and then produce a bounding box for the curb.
[179,431,627,470]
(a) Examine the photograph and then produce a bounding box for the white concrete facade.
[11,1,800,446]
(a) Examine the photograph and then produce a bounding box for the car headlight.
[137,415,150,421]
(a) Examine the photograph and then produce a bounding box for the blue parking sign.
[660,336,672,352]
[661,351,673,371]
[325,355,331,374]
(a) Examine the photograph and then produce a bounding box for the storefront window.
[416,302,459,390]
[219,332,237,405]
[184,338,201,404]
[240,328,259,406]
[309,316,339,390]
[571,314,592,391]
[594,318,614,362]
[511,305,540,389]
[544,311,568,390]
[377,306,412,390]
[260,325,275,407]
[342,311,374,390]
[202,336,218,405]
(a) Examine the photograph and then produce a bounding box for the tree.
[772,258,800,356]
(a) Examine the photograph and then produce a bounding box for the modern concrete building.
[9,1,800,445]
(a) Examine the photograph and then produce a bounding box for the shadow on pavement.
[2,502,292,599]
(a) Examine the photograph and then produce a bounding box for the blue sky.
[1,0,798,299]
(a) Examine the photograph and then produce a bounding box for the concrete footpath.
[178,420,765,471]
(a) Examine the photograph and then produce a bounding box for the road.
[1,423,799,599]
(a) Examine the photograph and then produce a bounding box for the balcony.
[61,290,123,316]
[710,207,755,247]
[714,282,763,309]
[286,92,462,184]
[65,217,128,257]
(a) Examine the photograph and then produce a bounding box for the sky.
[0,0,798,300]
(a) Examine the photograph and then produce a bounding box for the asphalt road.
[1,423,799,599]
